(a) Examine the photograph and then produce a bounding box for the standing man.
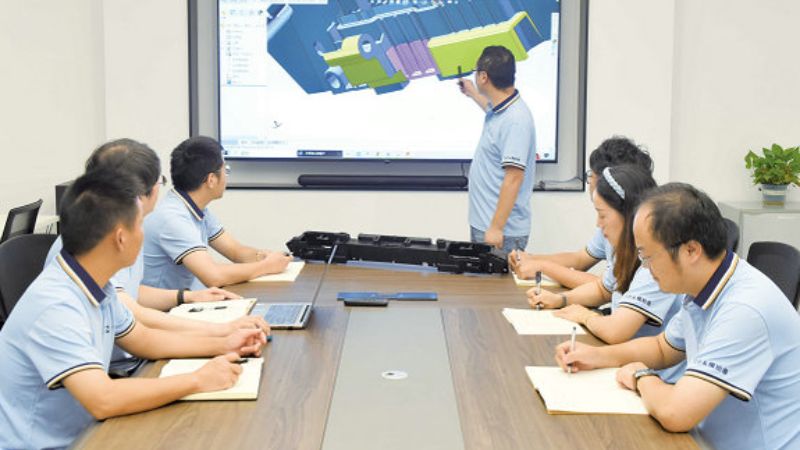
[459,45,537,255]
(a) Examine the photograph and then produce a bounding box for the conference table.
[74,262,698,450]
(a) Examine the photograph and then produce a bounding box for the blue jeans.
[470,227,529,257]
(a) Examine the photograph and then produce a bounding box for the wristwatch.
[633,368,659,393]
[177,288,188,306]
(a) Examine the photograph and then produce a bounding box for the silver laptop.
[257,244,337,329]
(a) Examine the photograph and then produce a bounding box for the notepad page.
[159,358,264,401]
[169,298,256,323]
[512,272,560,288]
[502,308,587,335]
[525,366,648,415]
[250,261,305,282]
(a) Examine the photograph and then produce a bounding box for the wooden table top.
[74,262,698,450]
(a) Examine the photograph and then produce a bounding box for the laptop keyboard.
[265,304,305,325]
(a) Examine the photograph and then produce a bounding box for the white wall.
[102,0,190,165]
[8,0,799,255]
[0,0,106,216]
[670,0,800,203]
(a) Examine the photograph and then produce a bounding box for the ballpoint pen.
[535,271,542,295]
[568,326,577,374]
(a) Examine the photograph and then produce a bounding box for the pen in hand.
[568,326,577,374]
[535,271,542,295]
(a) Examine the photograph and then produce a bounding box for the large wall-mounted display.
[219,0,561,162]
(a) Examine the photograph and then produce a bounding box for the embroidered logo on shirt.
[696,358,729,375]
[628,295,652,307]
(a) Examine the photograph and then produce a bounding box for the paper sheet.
[169,298,256,323]
[512,271,561,288]
[250,261,305,282]
[501,308,587,335]
[160,358,264,401]
[525,366,648,415]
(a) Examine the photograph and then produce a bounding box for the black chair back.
[1,199,43,243]
[0,234,57,324]
[723,218,740,253]
[746,241,800,309]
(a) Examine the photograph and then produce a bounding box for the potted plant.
[744,143,800,206]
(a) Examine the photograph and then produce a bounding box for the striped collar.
[690,251,739,310]
[56,250,106,307]
[491,89,520,114]
[174,189,204,221]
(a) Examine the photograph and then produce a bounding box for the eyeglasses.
[159,175,168,186]
[225,164,231,175]
[638,250,655,268]
[638,244,681,268]
[584,169,594,183]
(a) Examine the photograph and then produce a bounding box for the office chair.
[746,241,800,309]
[723,218,740,253]
[1,199,43,243]
[0,233,57,324]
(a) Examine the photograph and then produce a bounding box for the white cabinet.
[719,201,800,258]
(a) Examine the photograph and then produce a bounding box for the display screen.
[219,0,561,162]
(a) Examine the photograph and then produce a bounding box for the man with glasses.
[554,183,800,449]
[510,137,653,288]
[143,136,291,291]
[44,138,270,376]
[458,45,536,256]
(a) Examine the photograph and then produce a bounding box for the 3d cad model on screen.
[266,0,558,96]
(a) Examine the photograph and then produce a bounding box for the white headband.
[603,167,625,200]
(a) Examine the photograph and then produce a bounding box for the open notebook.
[526,366,648,415]
[250,261,305,282]
[159,357,264,401]
[512,272,561,288]
[169,298,256,323]
[502,308,587,335]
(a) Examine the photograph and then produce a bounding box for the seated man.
[555,183,800,449]
[143,136,290,290]
[45,139,269,376]
[510,136,653,288]
[0,170,267,450]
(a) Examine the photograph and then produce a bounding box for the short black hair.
[476,45,515,89]
[595,164,657,292]
[85,138,161,196]
[589,136,653,175]
[60,169,144,256]
[170,136,225,192]
[638,183,728,260]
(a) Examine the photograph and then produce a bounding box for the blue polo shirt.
[664,252,800,449]
[0,251,136,450]
[143,189,224,290]
[46,236,144,299]
[468,90,537,237]
[46,237,143,365]
[609,266,684,382]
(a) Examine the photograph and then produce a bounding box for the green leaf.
[744,143,800,185]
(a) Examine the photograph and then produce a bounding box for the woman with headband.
[527,165,684,380]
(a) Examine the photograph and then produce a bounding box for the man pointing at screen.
[459,45,537,255]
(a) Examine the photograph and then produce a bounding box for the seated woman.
[527,165,683,380]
